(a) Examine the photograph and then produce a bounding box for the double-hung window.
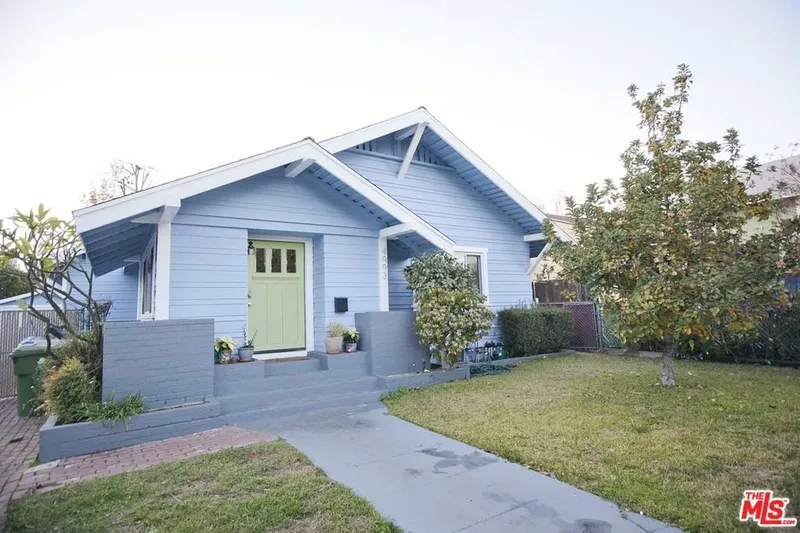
[454,247,489,300]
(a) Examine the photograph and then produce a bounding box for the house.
[72,108,569,359]
[744,154,800,234]
[38,109,580,460]
[745,155,800,293]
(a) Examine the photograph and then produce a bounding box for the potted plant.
[343,327,359,353]
[325,322,345,354]
[214,336,237,364]
[238,326,256,362]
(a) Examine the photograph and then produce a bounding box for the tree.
[404,252,495,368]
[83,159,154,206]
[0,205,109,377]
[0,262,29,299]
[545,65,798,387]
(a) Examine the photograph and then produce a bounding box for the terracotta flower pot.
[325,336,343,354]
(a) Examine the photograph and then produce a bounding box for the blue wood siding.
[169,224,248,342]
[337,150,533,313]
[388,243,412,311]
[4,259,139,322]
[93,265,138,322]
[168,170,382,348]
[317,234,380,337]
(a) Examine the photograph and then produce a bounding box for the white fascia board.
[523,233,546,242]
[74,139,317,233]
[320,109,574,244]
[321,108,429,154]
[285,158,315,178]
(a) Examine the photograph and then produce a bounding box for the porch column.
[378,224,413,312]
[378,236,389,311]
[154,204,179,320]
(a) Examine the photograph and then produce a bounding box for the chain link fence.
[537,302,601,350]
[0,309,84,399]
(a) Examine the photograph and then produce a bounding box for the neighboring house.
[744,154,800,234]
[529,213,574,282]
[72,108,569,359]
[745,155,800,293]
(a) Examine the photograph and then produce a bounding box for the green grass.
[6,440,399,533]
[383,354,800,533]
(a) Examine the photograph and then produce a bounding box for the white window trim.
[137,233,157,320]
[247,234,314,357]
[454,246,490,303]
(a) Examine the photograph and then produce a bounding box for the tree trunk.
[661,341,678,387]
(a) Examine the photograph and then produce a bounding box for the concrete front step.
[217,376,381,415]
[223,389,385,425]
[215,365,370,396]
[263,358,321,376]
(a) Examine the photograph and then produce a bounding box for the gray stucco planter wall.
[378,366,469,392]
[102,319,214,409]
[355,310,430,375]
[39,400,223,462]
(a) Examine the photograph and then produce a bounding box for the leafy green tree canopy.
[545,65,799,386]
[0,263,29,300]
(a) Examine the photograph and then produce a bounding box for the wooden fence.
[0,309,83,399]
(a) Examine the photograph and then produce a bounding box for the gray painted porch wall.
[102,319,214,409]
[168,171,382,349]
[355,310,429,375]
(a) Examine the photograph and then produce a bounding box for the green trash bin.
[11,337,49,417]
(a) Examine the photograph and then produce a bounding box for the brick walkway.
[17,426,274,498]
[0,398,42,528]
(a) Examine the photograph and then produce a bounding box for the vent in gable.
[355,141,376,152]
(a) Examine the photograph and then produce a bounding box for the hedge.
[498,306,574,357]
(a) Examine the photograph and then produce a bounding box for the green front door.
[248,240,305,352]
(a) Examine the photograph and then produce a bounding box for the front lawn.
[7,440,398,533]
[384,354,800,533]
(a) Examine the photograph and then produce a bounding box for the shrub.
[403,252,475,294]
[30,356,58,414]
[54,331,103,382]
[498,306,573,357]
[83,392,145,429]
[416,287,495,367]
[42,358,97,424]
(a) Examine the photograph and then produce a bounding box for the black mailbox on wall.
[334,297,348,313]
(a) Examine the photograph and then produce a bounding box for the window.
[255,248,266,273]
[139,240,155,318]
[286,249,297,273]
[465,254,482,294]
[271,248,282,273]
[454,248,489,299]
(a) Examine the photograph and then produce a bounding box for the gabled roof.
[74,138,456,273]
[321,108,573,242]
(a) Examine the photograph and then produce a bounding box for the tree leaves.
[546,65,799,364]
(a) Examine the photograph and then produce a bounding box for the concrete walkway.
[241,405,683,533]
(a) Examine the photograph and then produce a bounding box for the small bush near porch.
[7,441,399,533]
[383,354,800,533]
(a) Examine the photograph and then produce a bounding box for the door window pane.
[466,254,482,294]
[255,248,266,273]
[271,248,282,273]
[286,249,297,273]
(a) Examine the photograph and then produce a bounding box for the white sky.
[1,0,798,219]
